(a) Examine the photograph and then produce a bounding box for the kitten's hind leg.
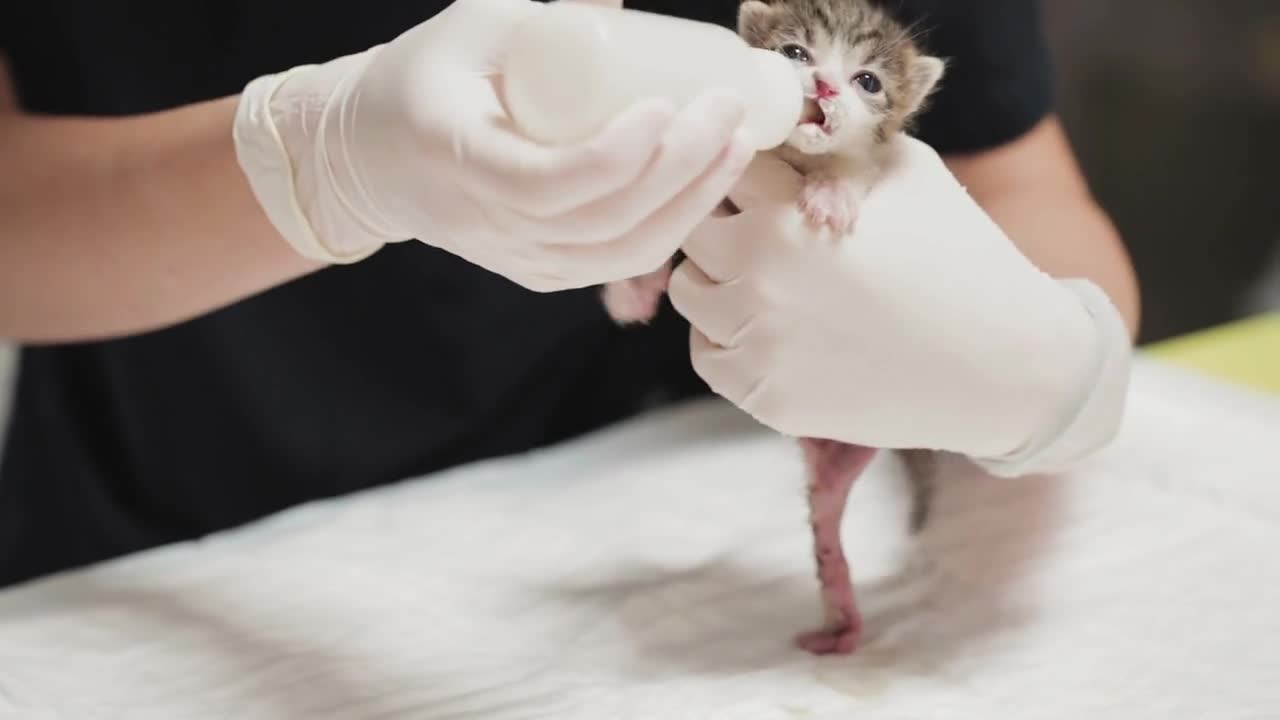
[601,260,673,325]
[795,438,879,655]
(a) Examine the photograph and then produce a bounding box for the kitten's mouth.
[800,98,832,133]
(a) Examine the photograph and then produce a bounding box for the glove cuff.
[971,279,1133,478]
[233,59,385,265]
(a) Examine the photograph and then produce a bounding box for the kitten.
[737,0,944,232]
[600,0,946,656]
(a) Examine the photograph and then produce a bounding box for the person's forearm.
[945,117,1141,339]
[0,95,321,344]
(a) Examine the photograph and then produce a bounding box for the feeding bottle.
[502,2,803,150]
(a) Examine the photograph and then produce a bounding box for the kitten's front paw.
[801,175,860,235]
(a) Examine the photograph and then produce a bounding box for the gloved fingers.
[517,270,577,292]
[723,151,806,211]
[688,327,765,410]
[667,257,755,348]
[516,88,750,244]
[444,239,548,287]
[460,199,645,283]
[437,223,595,291]
[457,93,678,220]
[536,127,754,282]
[487,255,579,292]
[678,209,768,283]
[689,329,797,437]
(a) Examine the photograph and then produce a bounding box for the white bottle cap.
[502,3,802,151]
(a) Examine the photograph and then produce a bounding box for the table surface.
[1,356,1277,719]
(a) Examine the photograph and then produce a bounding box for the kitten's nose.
[815,79,840,99]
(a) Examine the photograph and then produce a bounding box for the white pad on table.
[1,358,1278,718]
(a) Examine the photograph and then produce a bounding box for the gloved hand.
[232,0,754,291]
[668,136,1133,476]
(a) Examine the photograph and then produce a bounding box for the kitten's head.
[738,0,945,156]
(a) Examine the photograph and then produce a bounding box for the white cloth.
[1,357,1278,719]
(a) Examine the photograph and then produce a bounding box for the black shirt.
[0,0,1055,588]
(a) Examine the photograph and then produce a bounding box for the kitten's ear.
[737,1,781,46]
[905,55,946,108]
[911,56,946,97]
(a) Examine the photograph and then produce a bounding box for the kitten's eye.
[779,43,812,63]
[852,72,882,94]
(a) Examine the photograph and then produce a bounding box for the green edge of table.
[1142,311,1280,395]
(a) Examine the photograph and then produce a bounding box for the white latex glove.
[668,136,1133,477]
[233,0,754,291]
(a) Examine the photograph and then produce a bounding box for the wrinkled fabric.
[1,358,1277,719]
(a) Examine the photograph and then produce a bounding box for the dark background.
[1043,0,1280,343]
[0,1,1277,400]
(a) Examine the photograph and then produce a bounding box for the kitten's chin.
[787,96,857,154]
[786,124,841,154]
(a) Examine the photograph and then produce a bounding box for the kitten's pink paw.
[602,266,671,325]
[795,623,861,656]
[801,175,859,235]
[795,595,863,656]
